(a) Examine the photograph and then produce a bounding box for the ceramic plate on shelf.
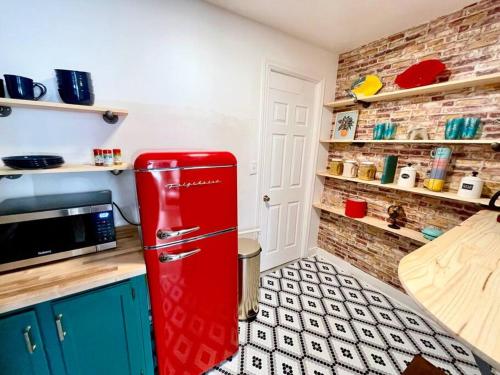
[395,59,446,89]
[348,75,383,97]
[2,155,65,169]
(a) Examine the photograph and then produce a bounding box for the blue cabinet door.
[0,310,50,375]
[51,282,148,375]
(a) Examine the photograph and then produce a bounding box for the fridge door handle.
[157,226,200,240]
[159,248,201,263]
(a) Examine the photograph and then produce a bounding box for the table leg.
[473,353,492,375]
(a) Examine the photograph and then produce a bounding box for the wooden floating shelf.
[320,139,499,145]
[0,98,128,123]
[324,72,500,109]
[313,202,429,244]
[316,171,490,206]
[0,163,130,177]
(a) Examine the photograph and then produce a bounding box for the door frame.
[256,60,326,266]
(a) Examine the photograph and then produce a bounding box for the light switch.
[249,161,258,175]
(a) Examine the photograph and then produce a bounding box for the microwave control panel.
[94,211,116,243]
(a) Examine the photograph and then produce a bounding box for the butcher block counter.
[399,210,500,370]
[0,225,146,314]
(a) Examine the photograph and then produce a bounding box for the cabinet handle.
[23,326,37,354]
[55,314,66,342]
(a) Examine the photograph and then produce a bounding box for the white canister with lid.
[457,171,484,199]
[342,160,358,178]
[397,163,417,188]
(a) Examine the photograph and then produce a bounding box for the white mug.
[342,161,358,178]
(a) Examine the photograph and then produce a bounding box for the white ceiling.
[204,0,473,53]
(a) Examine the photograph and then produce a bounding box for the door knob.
[263,195,270,202]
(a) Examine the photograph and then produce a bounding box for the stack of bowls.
[55,69,94,105]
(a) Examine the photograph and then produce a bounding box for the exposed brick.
[323,0,500,290]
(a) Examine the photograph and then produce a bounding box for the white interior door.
[260,70,316,271]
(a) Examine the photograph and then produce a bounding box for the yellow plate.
[350,75,383,97]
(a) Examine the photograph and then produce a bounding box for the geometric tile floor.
[207,256,493,375]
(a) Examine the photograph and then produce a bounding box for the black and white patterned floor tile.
[207,256,494,375]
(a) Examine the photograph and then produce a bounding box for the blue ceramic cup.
[461,117,481,139]
[4,74,47,101]
[445,118,464,140]
[383,122,397,140]
[373,123,385,140]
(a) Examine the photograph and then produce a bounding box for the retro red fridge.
[134,151,238,374]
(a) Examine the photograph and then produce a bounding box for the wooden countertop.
[0,226,146,315]
[399,210,500,369]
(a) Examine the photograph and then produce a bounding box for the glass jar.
[358,161,377,181]
[328,159,343,176]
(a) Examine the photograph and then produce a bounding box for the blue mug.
[4,74,47,101]
[373,123,385,140]
[461,117,481,139]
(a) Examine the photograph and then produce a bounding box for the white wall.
[0,0,337,230]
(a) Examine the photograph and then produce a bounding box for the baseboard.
[312,247,427,315]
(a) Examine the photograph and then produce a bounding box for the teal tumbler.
[373,123,385,140]
[445,118,464,140]
[383,122,397,140]
[461,117,481,139]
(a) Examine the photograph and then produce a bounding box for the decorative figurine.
[387,205,404,229]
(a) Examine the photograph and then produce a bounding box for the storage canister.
[398,163,417,188]
[457,171,484,199]
[358,161,376,181]
[342,160,358,178]
[328,159,343,176]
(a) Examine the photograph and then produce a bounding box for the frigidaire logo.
[165,180,222,189]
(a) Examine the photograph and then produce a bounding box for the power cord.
[112,202,140,226]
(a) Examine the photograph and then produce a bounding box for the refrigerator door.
[145,229,238,374]
[135,152,237,249]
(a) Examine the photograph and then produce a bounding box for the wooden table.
[0,226,146,314]
[399,210,500,373]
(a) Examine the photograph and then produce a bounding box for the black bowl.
[2,155,65,170]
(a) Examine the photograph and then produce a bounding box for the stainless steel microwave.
[0,190,116,272]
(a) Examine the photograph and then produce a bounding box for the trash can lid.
[238,238,261,259]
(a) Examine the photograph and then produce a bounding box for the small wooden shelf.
[0,98,128,123]
[316,171,491,206]
[325,72,500,109]
[320,139,499,145]
[0,163,130,178]
[313,202,429,244]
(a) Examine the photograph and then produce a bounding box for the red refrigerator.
[134,151,238,374]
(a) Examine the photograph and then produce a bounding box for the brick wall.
[318,0,500,289]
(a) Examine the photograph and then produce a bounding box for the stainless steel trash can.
[238,238,261,321]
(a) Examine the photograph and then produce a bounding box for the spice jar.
[113,149,122,165]
[358,161,376,181]
[93,149,103,166]
[328,159,343,176]
[103,149,114,166]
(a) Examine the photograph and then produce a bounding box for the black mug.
[0,79,5,98]
[4,75,47,101]
[489,191,500,211]
[55,69,94,106]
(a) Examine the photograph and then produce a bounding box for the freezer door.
[145,230,238,374]
[135,165,237,248]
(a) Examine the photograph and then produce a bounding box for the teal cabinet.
[0,310,51,375]
[52,282,148,375]
[0,276,153,375]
